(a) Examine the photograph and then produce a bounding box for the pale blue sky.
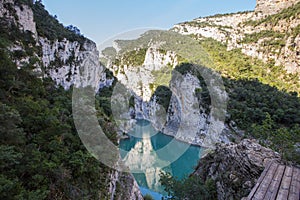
[43,0,256,45]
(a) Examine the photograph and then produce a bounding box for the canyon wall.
[172,0,300,73]
[103,37,231,147]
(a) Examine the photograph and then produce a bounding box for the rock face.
[109,45,178,101]
[132,72,211,145]
[193,139,281,200]
[149,72,229,147]
[109,170,143,200]
[14,4,37,36]
[0,0,37,35]
[255,0,299,15]
[38,30,113,91]
[1,0,112,91]
[39,37,112,91]
[173,0,300,73]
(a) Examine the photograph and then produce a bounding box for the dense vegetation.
[33,1,85,44]
[199,39,299,93]
[241,30,285,47]
[151,64,173,91]
[151,86,172,112]
[0,1,123,199]
[2,0,300,199]
[0,48,117,199]
[243,2,300,42]
[198,39,300,164]
[112,48,147,67]
[159,172,217,200]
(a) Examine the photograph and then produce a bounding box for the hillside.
[172,0,300,74]
[0,0,142,199]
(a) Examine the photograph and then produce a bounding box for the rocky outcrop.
[131,72,209,145]
[173,0,300,73]
[148,72,228,147]
[109,170,143,200]
[193,139,281,200]
[255,0,300,15]
[173,11,261,44]
[104,35,230,147]
[14,3,37,36]
[108,44,178,101]
[40,37,112,91]
[0,0,37,36]
[1,0,112,91]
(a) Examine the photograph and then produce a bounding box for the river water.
[119,119,203,199]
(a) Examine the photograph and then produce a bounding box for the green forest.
[0,49,117,199]
[199,39,300,163]
[0,1,121,199]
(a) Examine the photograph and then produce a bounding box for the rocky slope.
[172,0,300,73]
[255,0,299,15]
[0,0,142,199]
[193,139,281,200]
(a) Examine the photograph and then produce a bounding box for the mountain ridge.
[172,0,300,73]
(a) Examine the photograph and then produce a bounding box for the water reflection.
[119,119,202,197]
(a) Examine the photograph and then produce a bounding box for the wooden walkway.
[246,161,300,200]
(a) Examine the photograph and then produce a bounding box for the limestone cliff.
[172,0,300,73]
[255,0,299,15]
[39,37,113,90]
[106,44,178,101]
[0,0,142,199]
[0,0,37,35]
[0,0,112,91]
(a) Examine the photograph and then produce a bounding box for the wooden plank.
[264,164,285,200]
[288,167,300,200]
[252,162,279,200]
[247,161,274,200]
[276,166,293,200]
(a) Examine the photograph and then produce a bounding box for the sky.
[43,0,256,46]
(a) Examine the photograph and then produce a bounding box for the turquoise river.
[119,119,203,200]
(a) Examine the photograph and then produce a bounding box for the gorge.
[0,0,299,199]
